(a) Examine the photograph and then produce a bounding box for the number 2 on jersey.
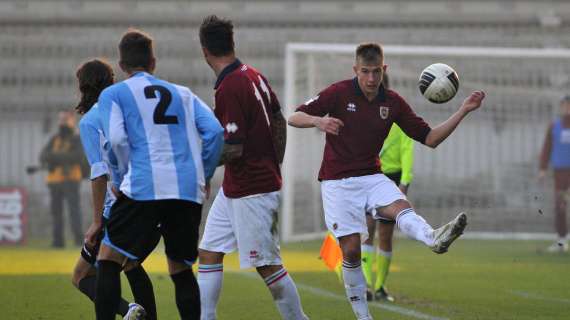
[144,85,178,125]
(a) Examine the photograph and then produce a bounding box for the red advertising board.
[0,188,27,245]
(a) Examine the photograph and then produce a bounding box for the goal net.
[282,43,570,242]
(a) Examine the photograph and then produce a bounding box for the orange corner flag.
[319,233,343,281]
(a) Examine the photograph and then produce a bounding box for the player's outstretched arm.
[424,90,485,148]
[288,111,344,135]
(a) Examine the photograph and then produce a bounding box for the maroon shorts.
[554,169,570,191]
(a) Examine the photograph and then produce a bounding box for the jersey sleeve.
[97,87,129,171]
[259,74,282,114]
[214,82,247,144]
[295,84,337,117]
[394,95,431,144]
[399,129,415,185]
[193,95,224,181]
[78,113,109,180]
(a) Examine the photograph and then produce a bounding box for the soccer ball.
[418,63,459,104]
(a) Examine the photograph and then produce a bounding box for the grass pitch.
[1,239,569,319]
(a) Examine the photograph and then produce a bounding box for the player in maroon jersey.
[197,15,308,320]
[288,43,485,319]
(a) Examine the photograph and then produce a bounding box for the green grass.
[1,239,569,319]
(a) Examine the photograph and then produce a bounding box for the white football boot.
[124,303,146,320]
[546,240,569,253]
[430,212,467,254]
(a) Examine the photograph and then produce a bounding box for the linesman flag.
[319,232,343,281]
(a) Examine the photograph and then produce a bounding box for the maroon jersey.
[214,59,282,198]
[296,78,431,181]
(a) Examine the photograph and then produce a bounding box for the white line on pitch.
[235,272,449,320]
[510,290,570,304]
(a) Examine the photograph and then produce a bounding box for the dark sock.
[170,269,200,320]
[78,275,130,316]
[125,265,157,320]
[78,275,97,301]
[95,260,122,320]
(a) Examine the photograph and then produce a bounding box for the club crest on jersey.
[379,106,389,119]
[226,122,238,133]
[347,102,356,112]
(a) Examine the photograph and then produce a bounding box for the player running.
[197,15,308,320]
[288,43,485,319]
[94,29,224,320]
[73,58,157,320]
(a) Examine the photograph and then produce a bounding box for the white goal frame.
[281,42,570,243]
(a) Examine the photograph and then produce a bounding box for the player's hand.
[315,117,344,135]
[84,221,102,248]
[399,184,409,195]
[460,91,486,114]
[111,185,123,199]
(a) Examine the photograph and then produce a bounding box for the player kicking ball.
[288,43,485,319]
[73,58,158,320]
[197,15,308,320]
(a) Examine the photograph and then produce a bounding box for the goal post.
[282,43,570,243]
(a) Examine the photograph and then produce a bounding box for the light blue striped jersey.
[78,105,127,218]
[97,72,224,203]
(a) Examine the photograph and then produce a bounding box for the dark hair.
[199,15,235,57]
[561,94,570,103]
[119,28,154,71]
[75,59,114,114]
[382,73,390,89]
[356,43,383,64]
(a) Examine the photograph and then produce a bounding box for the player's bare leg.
[547,190,569,252]
[168,258,200,320]
[256,264,308,320]
[198,249,225,320]
[376,199,467,254]
[339,233,372,320]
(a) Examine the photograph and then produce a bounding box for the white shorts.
[199,188,282,269]
[321,174,406,242]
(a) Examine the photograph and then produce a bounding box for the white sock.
[342,260,372,320]
[396,208,435,247]
[377,249,392,258]
[198,264,224,320]
[264,268,308,320]
[361,244,375,254]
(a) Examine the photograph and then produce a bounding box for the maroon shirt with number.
[214,59,282,198]
[296,78,431,181]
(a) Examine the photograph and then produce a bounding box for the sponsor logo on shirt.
[379,106,389,119]
[347,103,356,112]
[226,122,238,134]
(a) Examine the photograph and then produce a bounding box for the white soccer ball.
[418,63,459,104]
